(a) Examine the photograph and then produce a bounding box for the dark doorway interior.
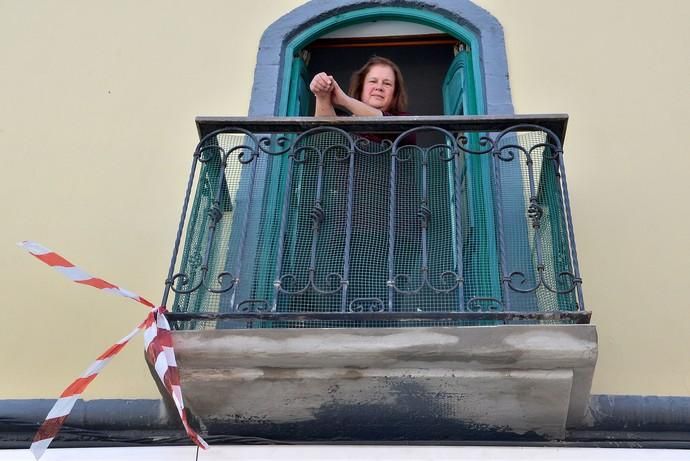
[306,35,457,116]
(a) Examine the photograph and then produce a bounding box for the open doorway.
[306,33,459,116]
[220,16,503,316]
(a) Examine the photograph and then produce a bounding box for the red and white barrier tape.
[18,241,208,460]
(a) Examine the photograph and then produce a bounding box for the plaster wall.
[1,0,688,398]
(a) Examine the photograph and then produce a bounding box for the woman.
[298,57,416,313]
[310,56,414,145]
[309,56,409,117]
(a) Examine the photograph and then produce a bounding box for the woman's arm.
[330,79,383,116]
[310,72,336,116]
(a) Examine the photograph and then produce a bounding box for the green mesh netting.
[172,128,577,330]
[493,131,578,319]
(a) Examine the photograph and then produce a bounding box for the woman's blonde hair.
[348,56,408,113]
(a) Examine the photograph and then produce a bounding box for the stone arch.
[248,0,513,116]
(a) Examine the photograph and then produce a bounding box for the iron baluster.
[341,145,356,312]
[452,149,466,311]
[491,137,512,311]
[162,146,203,308]
[387,141,398,312]
[229,137,261,311]
[419,149,430,299]
[553,148,585,309]
[272,144,295,311]
[200,149,235,294]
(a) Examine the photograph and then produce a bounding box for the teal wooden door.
[442,48,477,116]
[250,55,314,309]
[442,48,501,309]
[287,54,314,116]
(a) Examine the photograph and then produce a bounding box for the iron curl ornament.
[504,266,581,295]
[291,126,356,160]
[466,297,504,312]
[354,136,393,156]
[493,123,564,151]
[456,133,495,156]
[237,299,271,312]
[275,269,346,296]
[388,268,463,295]
[349,297,386,312]
[258,134,293,156]
[169,267,238,295]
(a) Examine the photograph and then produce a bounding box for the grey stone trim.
[0,399,172,430]
[2,396,689,447]
[583,395,690,431]
[249,0,513,116]
[3,396,688,430]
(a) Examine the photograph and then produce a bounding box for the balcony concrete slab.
[171,324,597,440]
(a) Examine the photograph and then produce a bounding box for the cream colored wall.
[478,0,690,396]
[0,0,688,399]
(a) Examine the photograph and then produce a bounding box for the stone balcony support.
[172,324,597,439]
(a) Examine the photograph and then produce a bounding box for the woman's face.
[360,64,396,112]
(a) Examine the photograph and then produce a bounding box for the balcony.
[160,115,597,441]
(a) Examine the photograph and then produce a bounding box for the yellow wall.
[1,0,688,399]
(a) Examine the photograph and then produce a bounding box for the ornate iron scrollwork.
[505,266,581,295]
[527,199,543,229]
[237,299,270,312]
[275,270,345,296]
[457,134,495,155]
[348,298,385,312]
[164,119,584,319]
[467,297,504,312]
[170,267,238,295]
[388,269,463,295]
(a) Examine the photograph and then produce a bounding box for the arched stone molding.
[248,0,513,116]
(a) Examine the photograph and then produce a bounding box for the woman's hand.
[309,72,334,98]
[329,78,348,107]
[310,72,336,116]
[310,72,381,117]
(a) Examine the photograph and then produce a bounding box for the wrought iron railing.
[163,115,589,329]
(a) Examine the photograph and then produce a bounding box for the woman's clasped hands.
[309,72,348,114]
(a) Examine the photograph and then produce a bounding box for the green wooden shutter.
[287,54,314,116]
[442,49,501,308]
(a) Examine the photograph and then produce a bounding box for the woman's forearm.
[336,94,383,116]
[314,95,336,116]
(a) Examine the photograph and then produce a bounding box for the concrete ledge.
[172,325,597,438]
